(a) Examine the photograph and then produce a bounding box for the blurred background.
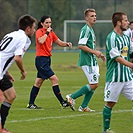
[0,0,133,51]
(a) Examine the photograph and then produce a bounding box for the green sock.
[81,88,94,108]
[71,85,91,99]
[103,105,112,131]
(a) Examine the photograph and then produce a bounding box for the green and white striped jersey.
[78,24,97,66]
[106,30,132,82]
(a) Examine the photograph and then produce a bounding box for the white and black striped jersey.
[0,29,31,80]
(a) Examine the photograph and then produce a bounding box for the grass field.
[6,52,133,133]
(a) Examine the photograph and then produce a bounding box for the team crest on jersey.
[121,46,128,57]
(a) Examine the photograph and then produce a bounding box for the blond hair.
[84,8,95,17]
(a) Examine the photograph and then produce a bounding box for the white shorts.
[82,65,100,84]
[104,80,133,102]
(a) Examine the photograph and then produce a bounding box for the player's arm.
[78,45,102,57]
[78,45,106,61]
[115,56,133,69]
[14,55,27,80]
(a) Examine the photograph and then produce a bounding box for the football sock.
[103,105,112,131]
[71,85,91,99]
[81,88,94,108]
[52,85,64,104]
[29,86,40,104]
[1,101,11,128]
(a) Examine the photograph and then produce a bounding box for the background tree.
[0,0,133,49]
[0,0,27,39]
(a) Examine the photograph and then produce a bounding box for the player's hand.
[6,72,15,82]
[66,42,72,48]
[20,70,27,80]
[94,50,102,58]
[100,54,106,62]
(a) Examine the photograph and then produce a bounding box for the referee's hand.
[66,42,72,48]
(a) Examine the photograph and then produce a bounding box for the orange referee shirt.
[36,28,58,56]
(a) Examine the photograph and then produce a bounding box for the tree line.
[0,0,132,48]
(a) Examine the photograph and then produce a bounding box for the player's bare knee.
[90,84,98,90]
[6,94,16,103]
[10,94,16,101]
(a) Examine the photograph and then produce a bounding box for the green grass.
[7,52,133,133]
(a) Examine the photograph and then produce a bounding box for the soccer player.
[124,21,133,62]
[27,15,72,109]
[0,90,4,133]
[0,14,36,133]
[102,12,133,133]
[66,8,106,111]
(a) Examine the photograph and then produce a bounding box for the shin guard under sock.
[71,85,91,99]
[103,105,112,131]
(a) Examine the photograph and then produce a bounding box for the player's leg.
[0,75,16,132]
[102,82,123,132]
[78,66,99,111]
[80,88,94,108]
[122,80,133,110]
[66,85,91,111]
[77,84,97,112]
[27,78,44,109]
[66,84,94,102]
[0,89,4,133]
[70,84,91,99]
[66,66,99,111]
[67,66,96,99]
[2,87,16,128]
[102,102,115,132]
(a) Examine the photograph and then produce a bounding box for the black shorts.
[0,75,13,91]
[35,56,54,80]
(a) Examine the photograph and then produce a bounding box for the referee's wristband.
[45,31,49,35]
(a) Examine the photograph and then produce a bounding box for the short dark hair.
[37,15,50,29]
[112,12,127,27]
[18,14,36,31]
[129,21,133,25]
